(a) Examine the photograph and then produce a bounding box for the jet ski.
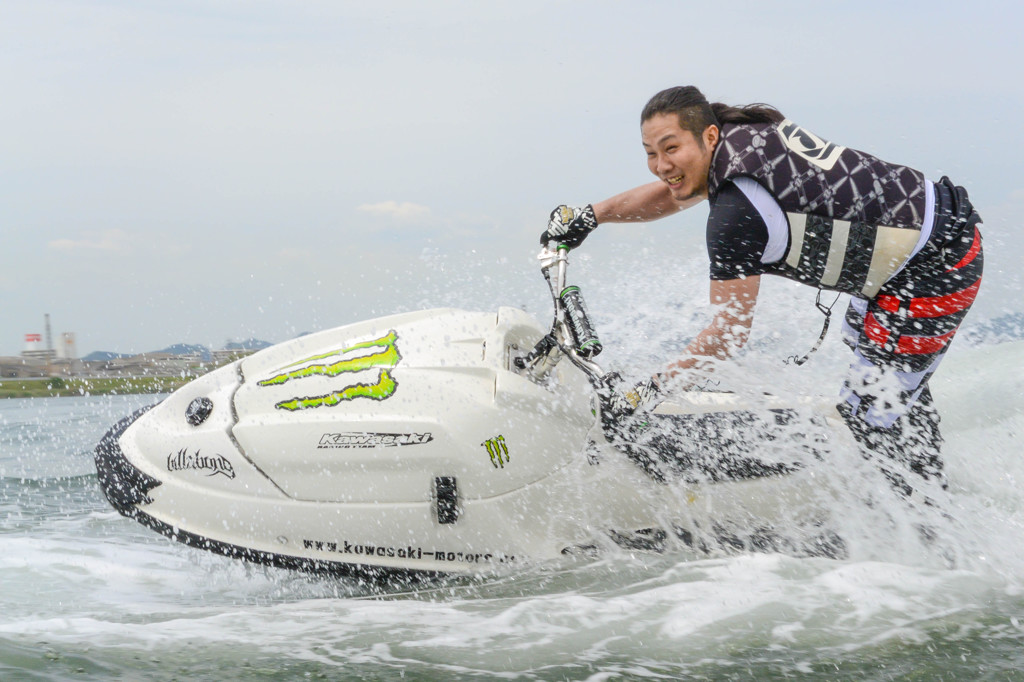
[95,246,848,585]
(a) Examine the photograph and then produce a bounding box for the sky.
[2,0,1022,357]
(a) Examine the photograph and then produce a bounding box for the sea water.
[4,244,1024,679]
[3,338,1024,681]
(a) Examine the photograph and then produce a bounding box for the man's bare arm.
[591,181,702,224]
[664,276,761,379]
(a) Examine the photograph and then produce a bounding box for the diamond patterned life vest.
[708,121,930,298]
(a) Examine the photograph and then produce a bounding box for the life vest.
[708,121,932,298]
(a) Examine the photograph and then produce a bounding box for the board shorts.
[837,177,984,486]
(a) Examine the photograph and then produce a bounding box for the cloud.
[47,229,132,253]
[357,201,432,222]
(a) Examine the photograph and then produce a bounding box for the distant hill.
[224,339,272,351]
[82,351,131,363]
[81,340,272,363]
[156,344,211,361]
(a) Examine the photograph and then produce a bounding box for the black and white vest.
[707,121,932,298]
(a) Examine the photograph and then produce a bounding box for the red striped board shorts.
[839,177,984,430]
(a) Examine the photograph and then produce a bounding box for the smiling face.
[641,112,719,203]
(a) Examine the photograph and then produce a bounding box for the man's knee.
[837,393,945,488]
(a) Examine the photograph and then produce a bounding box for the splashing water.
[3,248,1023,680]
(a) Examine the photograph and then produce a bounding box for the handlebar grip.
[560,286,602,358]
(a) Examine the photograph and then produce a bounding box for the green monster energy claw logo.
[258,330,401,411]
[482,435,509,469]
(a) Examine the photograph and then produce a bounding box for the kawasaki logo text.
[302,538,516,564]
[318,432,433,448]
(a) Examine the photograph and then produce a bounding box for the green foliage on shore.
[0,375,195,399]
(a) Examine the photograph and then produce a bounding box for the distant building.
[21,333,55,362]
[60,332,78,360]
[0,355,47,378]
[211,348,259,364]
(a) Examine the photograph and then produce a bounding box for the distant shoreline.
[0,376,193,399]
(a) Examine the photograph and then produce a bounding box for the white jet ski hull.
[96,307,843,584]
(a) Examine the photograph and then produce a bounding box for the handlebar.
[514,245,604,384]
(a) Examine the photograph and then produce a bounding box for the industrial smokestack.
[45,314,54,359]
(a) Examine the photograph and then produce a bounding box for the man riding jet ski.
[542,85,984,496]
[94,244,845,584]
[93,85,987,584]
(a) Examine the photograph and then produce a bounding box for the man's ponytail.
[710,101,785,125]
[642,86,784,142]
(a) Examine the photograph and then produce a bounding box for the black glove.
[596,372,662,422]
[539,204,598,249]
[595,372,663,456]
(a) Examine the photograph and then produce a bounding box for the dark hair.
[641,86,785,143]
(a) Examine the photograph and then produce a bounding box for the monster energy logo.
[258,330,401,411]
[482,435,509,468]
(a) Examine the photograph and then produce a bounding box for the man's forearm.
[591,181,691,223]
[664,319,743,379]
[664,277,760,381]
